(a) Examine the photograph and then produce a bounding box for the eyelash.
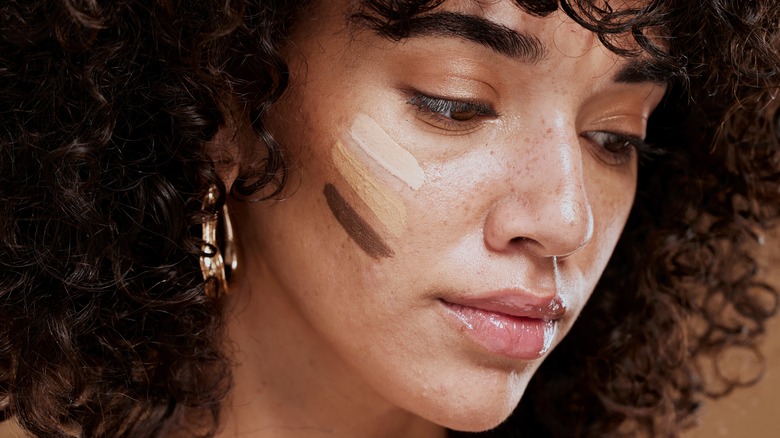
[581,131,654,166]
[407,92,497,129]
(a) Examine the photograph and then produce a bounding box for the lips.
[439,290,565,360]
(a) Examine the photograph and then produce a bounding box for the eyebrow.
[396,11,672,86]
[402,11,547,63]
[614,59,675,85]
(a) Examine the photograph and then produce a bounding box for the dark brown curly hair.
[1,0,779,437]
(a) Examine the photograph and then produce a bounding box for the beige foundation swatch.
[350,114,425,190]
[331,140,407,237]
[323,183,393,259]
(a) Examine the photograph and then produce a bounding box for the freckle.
[546,128,553,135]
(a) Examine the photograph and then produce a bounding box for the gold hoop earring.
[200,186,236,297]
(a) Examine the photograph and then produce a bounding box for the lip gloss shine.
[441,300,558,360]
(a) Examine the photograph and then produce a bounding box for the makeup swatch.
[331,140,407,237]
[323,183,393,259]
[350,114,425,190]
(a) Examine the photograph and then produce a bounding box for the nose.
[483,135,594,259]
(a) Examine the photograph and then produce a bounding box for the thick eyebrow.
[381,11,672,86]
[614,59,675,85]
[402,11,546,63]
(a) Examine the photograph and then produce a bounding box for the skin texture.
[221,0,665,436]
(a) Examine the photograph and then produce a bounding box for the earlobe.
[205,122,243,193]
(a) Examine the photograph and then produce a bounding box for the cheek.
[602,164,637,234]
[318,113,433,263]
[584,160,637,273]
[597,188,635,236]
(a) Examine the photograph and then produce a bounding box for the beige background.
[683,316,780,438]
[683,236,780,438]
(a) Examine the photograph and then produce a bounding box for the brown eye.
[449,109,479,121]
[408,93,497,126]
[582,131,645,166]
[602,139,633,154]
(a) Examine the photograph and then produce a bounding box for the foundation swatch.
[350,114,425,190]
[324,183,393,259]
[331,140,407,237]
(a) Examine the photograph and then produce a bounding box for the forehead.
[350,0,661,46]
[343,0,671,86]
[342,0,675,85]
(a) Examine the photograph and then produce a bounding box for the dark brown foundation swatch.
[323,183,393,259]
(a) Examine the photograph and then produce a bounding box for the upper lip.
[440,289,566,321]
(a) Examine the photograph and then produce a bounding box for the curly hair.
[1,0,779,437]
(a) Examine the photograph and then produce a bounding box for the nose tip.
[485,193,593,259]
[483,146,594,259]
[550,189,594,258]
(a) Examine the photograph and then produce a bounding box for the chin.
[409,368,532,433]
[438,410,517,433]
[428,394,522,433]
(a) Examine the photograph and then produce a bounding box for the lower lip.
[440,301,556,360]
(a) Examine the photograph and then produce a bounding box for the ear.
[205,109,255,194]
[206,125,240,193]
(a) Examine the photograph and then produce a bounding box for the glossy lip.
[439,290,566,360]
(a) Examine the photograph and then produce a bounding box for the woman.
[1,0,779,436]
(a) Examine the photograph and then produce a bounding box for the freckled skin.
[219,0,667,437]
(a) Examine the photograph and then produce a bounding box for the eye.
[582,131,648,166]
[408,92,497,131]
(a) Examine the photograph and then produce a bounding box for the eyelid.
[590,131,647,148]
[582,130,658,166]
[407,92,498,117]
[599,131,664,157]
[405,90,499,133]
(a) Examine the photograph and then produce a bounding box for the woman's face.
[227,0,665,432]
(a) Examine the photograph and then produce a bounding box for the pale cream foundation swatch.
[349,114,425,190]
[331,139,407,237]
